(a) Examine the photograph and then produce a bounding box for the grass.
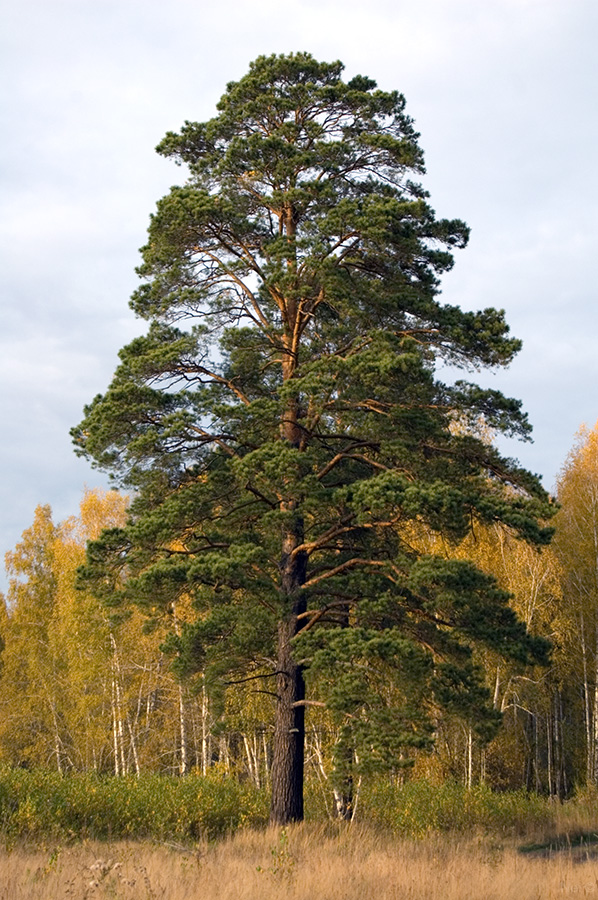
[2,769,598,897]
[2,824,598,899]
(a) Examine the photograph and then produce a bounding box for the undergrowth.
[0,768,268,842]
[0,767,576,844]
[360,779,553,836]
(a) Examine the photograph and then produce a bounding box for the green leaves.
[408,556,550,666]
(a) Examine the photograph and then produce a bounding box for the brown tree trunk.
[270,632,305,823]
[270,536,307,824]
[270,204,308,825]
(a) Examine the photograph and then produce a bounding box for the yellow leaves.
[5,504,56,592]
[0,488,134,769]
[397,514,559,633]
[50,489,130,657]
[552,420,598,621]
[52,489,128,590]
[70,487,129,544]
[555,422,598,543]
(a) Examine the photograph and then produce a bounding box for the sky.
[1,0,597,583]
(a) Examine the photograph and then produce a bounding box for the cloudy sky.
[1,0,597,581]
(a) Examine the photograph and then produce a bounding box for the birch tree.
[553,423,598,785]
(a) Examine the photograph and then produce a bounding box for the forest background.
[2,420,598,814]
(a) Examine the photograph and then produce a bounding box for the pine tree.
[73,53,554,823]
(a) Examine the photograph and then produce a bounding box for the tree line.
[1,426,597,812]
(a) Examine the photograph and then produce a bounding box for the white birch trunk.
[201,681,209,776]
[111,674,120,776]
[466,727,473,790]
[547,710,553,796]
[179,685,188,776]
[580,611,593,783]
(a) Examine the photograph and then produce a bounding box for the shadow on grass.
[519,831,598,860]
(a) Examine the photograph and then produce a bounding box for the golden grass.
[1,823,598,899]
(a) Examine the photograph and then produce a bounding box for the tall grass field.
[2,770,598,898]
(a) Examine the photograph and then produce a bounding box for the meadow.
[3,825,598,900]
[1,770,598,898]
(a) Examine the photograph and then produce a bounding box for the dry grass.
[1,823,598,900]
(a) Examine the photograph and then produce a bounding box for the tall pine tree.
[73,53,553,823]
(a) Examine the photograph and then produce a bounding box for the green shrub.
[0,767,268,842]
[0,768,571,844]
[359,779,553,837]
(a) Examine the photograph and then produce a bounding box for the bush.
[0,767,268,842]
[0,768,569,844]
[359,779,553,837]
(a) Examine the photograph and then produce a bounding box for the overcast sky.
[1,0,597,583]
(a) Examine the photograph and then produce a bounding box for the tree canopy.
[73,52,554,824]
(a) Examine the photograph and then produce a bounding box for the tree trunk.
[270,598,306,823]
[534,712,541,792]
[270,531,307,824]
[110,635,127,775]
[50,702,63,775]
[580,610,593,782]
[466,726,473,789]
[547,709,554,796]
[111,674,121,776]
[243,733,261,788]
[201,679,209,776]
[270,205,308,825]
[219,734,230,772]
[179,684,188,776]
